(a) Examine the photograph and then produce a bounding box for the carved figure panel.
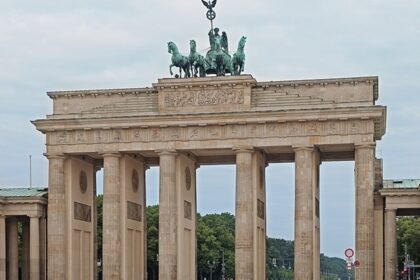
[74,202,92,222]
[127,201,142,222]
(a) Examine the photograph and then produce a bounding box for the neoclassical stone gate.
[33,75,386,280]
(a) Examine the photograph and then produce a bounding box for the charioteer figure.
[167,0,247,77]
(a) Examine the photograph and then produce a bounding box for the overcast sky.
[0,0,419,258]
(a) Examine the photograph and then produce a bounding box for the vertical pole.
[30,155,32,188]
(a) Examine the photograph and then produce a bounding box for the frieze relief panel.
[163,88,245,107]
[127,201,142,222]
[47,119,373,146]
[74,202,92,222]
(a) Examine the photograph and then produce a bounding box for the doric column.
[234,147,254,280]
[0,215,5,280]
[355,143,376,279]
[384,208,397,280]
[102,153,122,280]
[30,216,40,280]
[294,146,315,280]
[23,220,30,280]
[47,154,66,279]
[7,219,18,280]
[157,150,178,280]
[39,215,47,280]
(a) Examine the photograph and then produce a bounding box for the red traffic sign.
[344,248,354,258]
[354,260,360,268]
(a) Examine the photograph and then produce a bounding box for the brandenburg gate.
[33,74,386,279]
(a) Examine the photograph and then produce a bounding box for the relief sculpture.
[74,202,92,222]
[164,89,244,107]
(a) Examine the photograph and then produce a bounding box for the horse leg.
[170,64,174,76]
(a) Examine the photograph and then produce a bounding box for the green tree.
[197,213,235,279]
[146,205,159,280]
[397,217,420,270]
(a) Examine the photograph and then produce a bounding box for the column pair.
[234,147,267,280]
[293,146,320,280]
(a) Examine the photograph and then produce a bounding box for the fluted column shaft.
[355,143,376,279]
[294,147,315,280]
[158,150,178,280]
[0,215,5,280]
[234,148,254,280]
[384,208,397,280]
[103,153,122,280]
[30,216,40,280]
[7,219,18,280]
[47,155,66,279]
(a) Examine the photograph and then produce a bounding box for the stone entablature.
[33,75,386,158]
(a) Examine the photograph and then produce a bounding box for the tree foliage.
[94,200,357,280]
[397,217,420,269]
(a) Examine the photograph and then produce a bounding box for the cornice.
[47,87,156,100]
[379,188,420,197]
[32,106,385,132]
[46,76,378,100]
[154,74,257,89]
[256,76,379,101]
[0,197,47,205]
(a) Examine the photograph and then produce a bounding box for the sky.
[0,0,419,258]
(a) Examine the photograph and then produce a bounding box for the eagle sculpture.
[201,0,217,9]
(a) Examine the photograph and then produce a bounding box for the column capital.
[155,149,177,156]
[232,146,254,154]
[292,145,314,152]
[101,152,121,158]
[28,214,41,219]
[355,142,376,150]
[45,153,65,160]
